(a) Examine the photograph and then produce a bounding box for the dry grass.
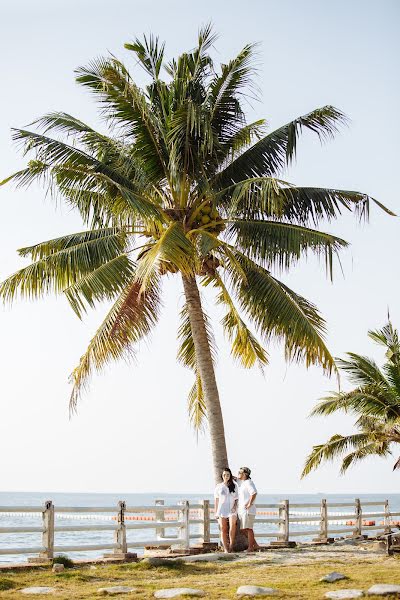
[0,553,400,599]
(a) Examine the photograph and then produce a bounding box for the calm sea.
[1,491,399,564]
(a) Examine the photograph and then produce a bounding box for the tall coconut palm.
[302,321,400,477]
[0,26,392,483]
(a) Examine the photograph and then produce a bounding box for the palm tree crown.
[1,25,393,481]
[302,321,400,476]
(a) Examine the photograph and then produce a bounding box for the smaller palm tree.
[302,321,400,476]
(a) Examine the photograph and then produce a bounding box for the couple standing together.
[214,466,258,553]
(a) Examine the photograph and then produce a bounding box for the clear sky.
[0,0,399,495]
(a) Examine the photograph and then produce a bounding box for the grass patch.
[0,553,399,598]
[0,578,16,591]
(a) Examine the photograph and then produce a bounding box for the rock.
[237,586,278,596]
[141,557,173,567]
[52,563,64,573]
[154,589,205,598]
[98,587,137,595]
[324,591,364,599]
[90,565,98,570]
[171,553,221,563]
[367,584,400,595]
[21,588,56,595]
[321,572,348,583]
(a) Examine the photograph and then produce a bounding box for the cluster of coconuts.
[192,203,226,234]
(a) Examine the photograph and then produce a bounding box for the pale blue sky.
[0,0,399,494]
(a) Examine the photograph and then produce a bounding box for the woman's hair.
[221,467,236,494]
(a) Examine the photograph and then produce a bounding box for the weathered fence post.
[319,499,328,542]
[29,500,54,562]
[278,500,289,543]
[354,498,362,537]
[202,499,210,543]
[155,499,165,539]
[114,500,127,556]
[384,499,392,534]
[178,500,190,552]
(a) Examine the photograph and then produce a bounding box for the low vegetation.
[0,554,400,598]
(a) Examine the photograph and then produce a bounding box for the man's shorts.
[239,511,255,529]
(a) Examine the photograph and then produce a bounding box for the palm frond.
[212,273,268,369]
[215,106,347,185]
[75,57,167,182]
[69,277,161,412]
[301,432,376,477]
[187,371,207,432]
[225,249,336,374]
[0,231,130,306]
[227,219,348,276]
[177,301,216,431]
[135,223,196,290]
[64,254,135,318]
[336,353,388,387]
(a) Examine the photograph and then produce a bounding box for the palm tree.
[0,26,392,483]
[302,321,400,477]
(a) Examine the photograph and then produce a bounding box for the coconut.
[201,215,211,224]
[202,205,212,214]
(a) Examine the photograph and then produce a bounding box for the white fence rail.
[0,498,397,561]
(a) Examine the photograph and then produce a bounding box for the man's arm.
[245,493,257,510]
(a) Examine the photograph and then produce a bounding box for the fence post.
[178,500,190,552]
[35,500,54,562]
[115,500,127,555]
[202,499,210,543]
[384,499,392,534]
[155,499,165,539]
[278,500,289,543]
[354,498,362,537]
[319,499,328,542]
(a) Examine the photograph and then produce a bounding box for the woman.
[214,467,238,552]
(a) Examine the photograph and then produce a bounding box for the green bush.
[0,578,16,591]
[53,554,74,568]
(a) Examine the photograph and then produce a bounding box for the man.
[237,466,258,552]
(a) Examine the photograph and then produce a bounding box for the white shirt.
[238,478,257,515]
[214,482,238,518]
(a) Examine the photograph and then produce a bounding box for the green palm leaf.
[227,219,348,276]
[69,277,161,412]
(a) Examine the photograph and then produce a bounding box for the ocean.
[1,491,399,564]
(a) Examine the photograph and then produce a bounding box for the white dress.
[214,482,238,518]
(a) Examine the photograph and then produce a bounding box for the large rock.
[367,584,400,596]
[21,588,56,595]
[324,591,364,599]
[321,572,348,583]
[237,586,278,596]
[98,587,137,595]
[154,589,205,598]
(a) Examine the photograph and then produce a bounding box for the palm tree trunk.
[182,275,228,484]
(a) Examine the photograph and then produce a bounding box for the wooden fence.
[0,498,398,562]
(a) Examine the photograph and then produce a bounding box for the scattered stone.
[320,572,348,583]
[21,588,56,595]
[52,563,64,573]
[90,565,98,570]
[141,557,174,567]
[154,589,205,598]
[98,586,137,595]
[236,586,278,596]
[324,591,364,599]
[367,584,400,595]
[171,553,221,563]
